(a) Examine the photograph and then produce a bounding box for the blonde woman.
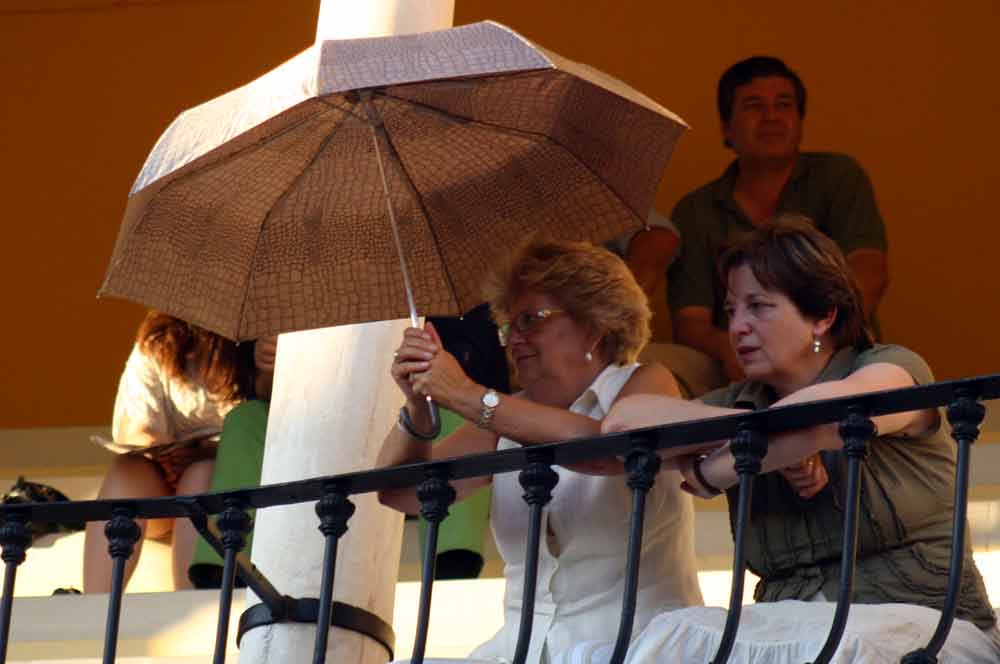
[378,239,703,664]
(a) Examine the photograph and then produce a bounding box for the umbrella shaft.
[369,124,420,328]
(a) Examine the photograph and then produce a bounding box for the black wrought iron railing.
[1,373,999,664]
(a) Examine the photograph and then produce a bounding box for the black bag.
[428,302,511,394]
[1,476,85,538]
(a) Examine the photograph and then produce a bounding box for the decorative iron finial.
[417,469,456,524]
[316,490,355,539]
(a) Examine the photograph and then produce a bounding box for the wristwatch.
[475,389,501,429]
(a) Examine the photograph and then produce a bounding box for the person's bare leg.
[171,459,215,590]
[83,454,172,593]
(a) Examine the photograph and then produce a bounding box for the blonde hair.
[483,238,650,364]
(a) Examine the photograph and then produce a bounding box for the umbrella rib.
[380,86,649,223]
[235,107,352,339]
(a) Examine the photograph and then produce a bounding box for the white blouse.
[469,363,703,664]
[92,344,237,454]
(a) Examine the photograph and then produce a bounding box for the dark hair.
[717,56,807,124]
[717,215,873,350]
[137,311,256,402]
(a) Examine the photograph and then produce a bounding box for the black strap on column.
[238,598,394,660]
[191,500,394,660]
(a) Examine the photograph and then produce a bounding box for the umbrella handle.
[400,397,442,440]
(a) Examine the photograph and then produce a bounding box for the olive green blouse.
[701,344,995,629]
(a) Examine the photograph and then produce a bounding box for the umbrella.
[100,21,687,343]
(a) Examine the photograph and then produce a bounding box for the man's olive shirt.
[668,152,887,326]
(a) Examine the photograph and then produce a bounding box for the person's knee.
[175,459,214,495]
[98,454,167,499]
[106,452,157,477]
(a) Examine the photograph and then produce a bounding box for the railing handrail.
[2,372,998,664]
[3,372,998,525]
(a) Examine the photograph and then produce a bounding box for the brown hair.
[137,311,256,402]
[717,214,873,350]
[483,238,650,365]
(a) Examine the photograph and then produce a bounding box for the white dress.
[555,601,1000,664]
[466,363,703,664]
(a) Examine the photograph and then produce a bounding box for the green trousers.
[188,400,268,588]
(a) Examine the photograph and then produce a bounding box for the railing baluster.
[0,375,994,664]
[102,506,140,664]
[0,512,30,664]
[510,455,559,664]
[608,440,661,664]
[212,499,251,664]
[810,407,876,664]
[312,487,355,664]
[710,423,767,664]
[902,388,984,664]
[410,467,456,664]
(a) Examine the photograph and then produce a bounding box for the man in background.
[668,56,889,381]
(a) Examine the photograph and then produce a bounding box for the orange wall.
[2,1,998,429]
[1,0,320,429]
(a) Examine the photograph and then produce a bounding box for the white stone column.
[238,3,455,664]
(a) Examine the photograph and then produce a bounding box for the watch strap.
[475,389,500,429]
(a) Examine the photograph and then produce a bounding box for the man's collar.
[711,160,741,206]
[712,152,807,206]
[787,152,809,185]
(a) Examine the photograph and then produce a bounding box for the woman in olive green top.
[571,217,999,663]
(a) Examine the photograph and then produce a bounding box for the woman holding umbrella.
[566,217,999,662]
[378,238,704,664]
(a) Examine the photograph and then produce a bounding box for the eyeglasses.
[497,308,566,347]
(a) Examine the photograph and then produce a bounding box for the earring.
[585,351,593,362]
[812,338,822,354]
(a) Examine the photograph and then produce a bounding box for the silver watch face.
[482,390,500,408]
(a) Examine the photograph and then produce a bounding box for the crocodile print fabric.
[101,21,687,340]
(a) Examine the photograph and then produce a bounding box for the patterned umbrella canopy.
[100,21,687,341]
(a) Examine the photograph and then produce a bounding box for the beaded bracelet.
[397,406,437,441]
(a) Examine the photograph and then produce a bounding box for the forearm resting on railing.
[697,363,939,493]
